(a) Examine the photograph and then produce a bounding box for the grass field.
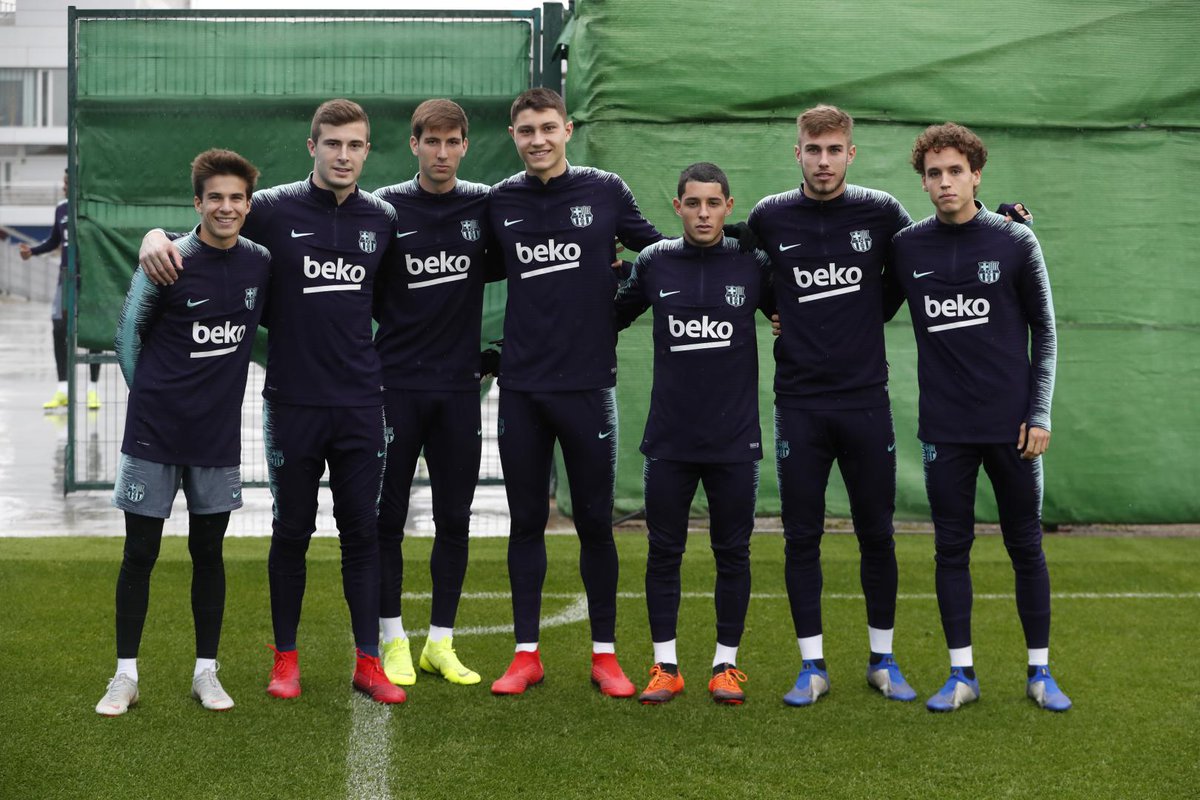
[2,531,1198,800]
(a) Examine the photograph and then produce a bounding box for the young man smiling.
[138,99,405,705]
[372,99,502,689]
[487,87,664,697]
[615,163,773,705]
[891,122,1069,713]
[99,149,270,716]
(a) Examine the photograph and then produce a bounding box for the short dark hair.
[411,98,469,140]
[191,148,260,199]
[676,162,729,198]
[911,122,987,174]
[510,87,567,123]
[310,98,370,143]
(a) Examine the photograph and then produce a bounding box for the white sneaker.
[192,665,235,711]
[96,673,139,716]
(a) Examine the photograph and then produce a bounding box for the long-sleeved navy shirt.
[242,177,398,407]
[372,176,501,391]
[748,185,912,409]
[30,199,69,271]
[615,237,773,463]
[891,203,1056,442]
[489,165,663,391]
[116,229,271,466]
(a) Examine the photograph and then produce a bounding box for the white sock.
[949,646,973,668]
[194,657,216,678]
[427,625,453,643]
[57,381,67,394]
[798,634,824,661]
[713,643,739,668]
[652,639,677,665]
[592,641,615,655]
[380,617,406,643]
[868,626,894,655]
[515,642,538,653]
[116,658,138,682]
[1028,647,1049,667]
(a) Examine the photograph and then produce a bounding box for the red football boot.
[491,650,545,695]
[591,652,636,698]
[266,644,301,699]
[353,649,408,704]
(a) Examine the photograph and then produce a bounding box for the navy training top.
[116,229,271,466]
[489,165,663,391]
[615,237,773,463]
[891,203,1056,442]
[748,184,912,409]
[372,176,502,391]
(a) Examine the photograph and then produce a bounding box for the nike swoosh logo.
[659,290,681,298]
[475,428,482,436]
[504,219,523,227]
[232,490,241,498]
[778,243,802,252]
[186,298,209,308]
[377,450,387,458]
[887,443,896,453]
[396,231,418,238]
[913,270,935,279]
[291,230,315,238]
[598,430,613,439]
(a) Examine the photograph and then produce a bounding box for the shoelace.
[714,668,748,689]
[104,674,136,700]
[195,665,224,694]
[645,666,678,690]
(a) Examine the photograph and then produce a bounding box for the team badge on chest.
[569,206,593,228]
[850,229,872,253]
[977,261,1001,284]
[725,285,746,307]
[359,230,377,254]
[460,219,481,241]
[244,287,258,310]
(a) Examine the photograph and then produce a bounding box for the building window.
[0,69,62,127]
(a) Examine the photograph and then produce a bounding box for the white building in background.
[0,0,188,233]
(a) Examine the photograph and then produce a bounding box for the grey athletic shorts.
[112,454,243,519]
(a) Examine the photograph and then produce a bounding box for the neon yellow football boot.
[380,636,416,686]
[419,637,481,685]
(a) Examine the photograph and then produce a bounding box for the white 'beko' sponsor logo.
[516,239,581,279]
[302,255,366,293]
[667,314,733,352]
[191,321,245,358]
[793,262,862,303]
[405,252,471,289]
[924,294,991,332]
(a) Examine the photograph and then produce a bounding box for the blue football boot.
[866,654,917,702]
[1027,665,1072,712]
[925,667,980,712]
[783,660,829,707]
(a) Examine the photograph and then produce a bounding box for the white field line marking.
[403,594,590,638]
[400,590,1200,603]
[345,694,391,800]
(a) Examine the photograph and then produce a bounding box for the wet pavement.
[0,295,513,538]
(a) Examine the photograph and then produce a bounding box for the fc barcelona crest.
[244,287,258,310]
[776,439,790,460]
[570,206,593,228]
[977,261,1001,284]
[126,482,145,503]
[725,285,746,307]
[359,230,377,254]
[267,448,285,468]
[460,219,481,242]
[921,442,937,464]
[384,426,394,445]
[850,230,872,253]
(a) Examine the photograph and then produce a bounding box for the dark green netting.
[562,2,1199,523]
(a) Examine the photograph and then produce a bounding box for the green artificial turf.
[1,533,1197,799]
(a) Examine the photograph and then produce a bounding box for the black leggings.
[115,511,230,659]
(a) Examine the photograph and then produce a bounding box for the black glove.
[480,347,502,379]
[722,221,760,253]
[996,202,1033,227]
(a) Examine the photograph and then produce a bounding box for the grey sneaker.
[96,673,139,716]
[192,665,235,711]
